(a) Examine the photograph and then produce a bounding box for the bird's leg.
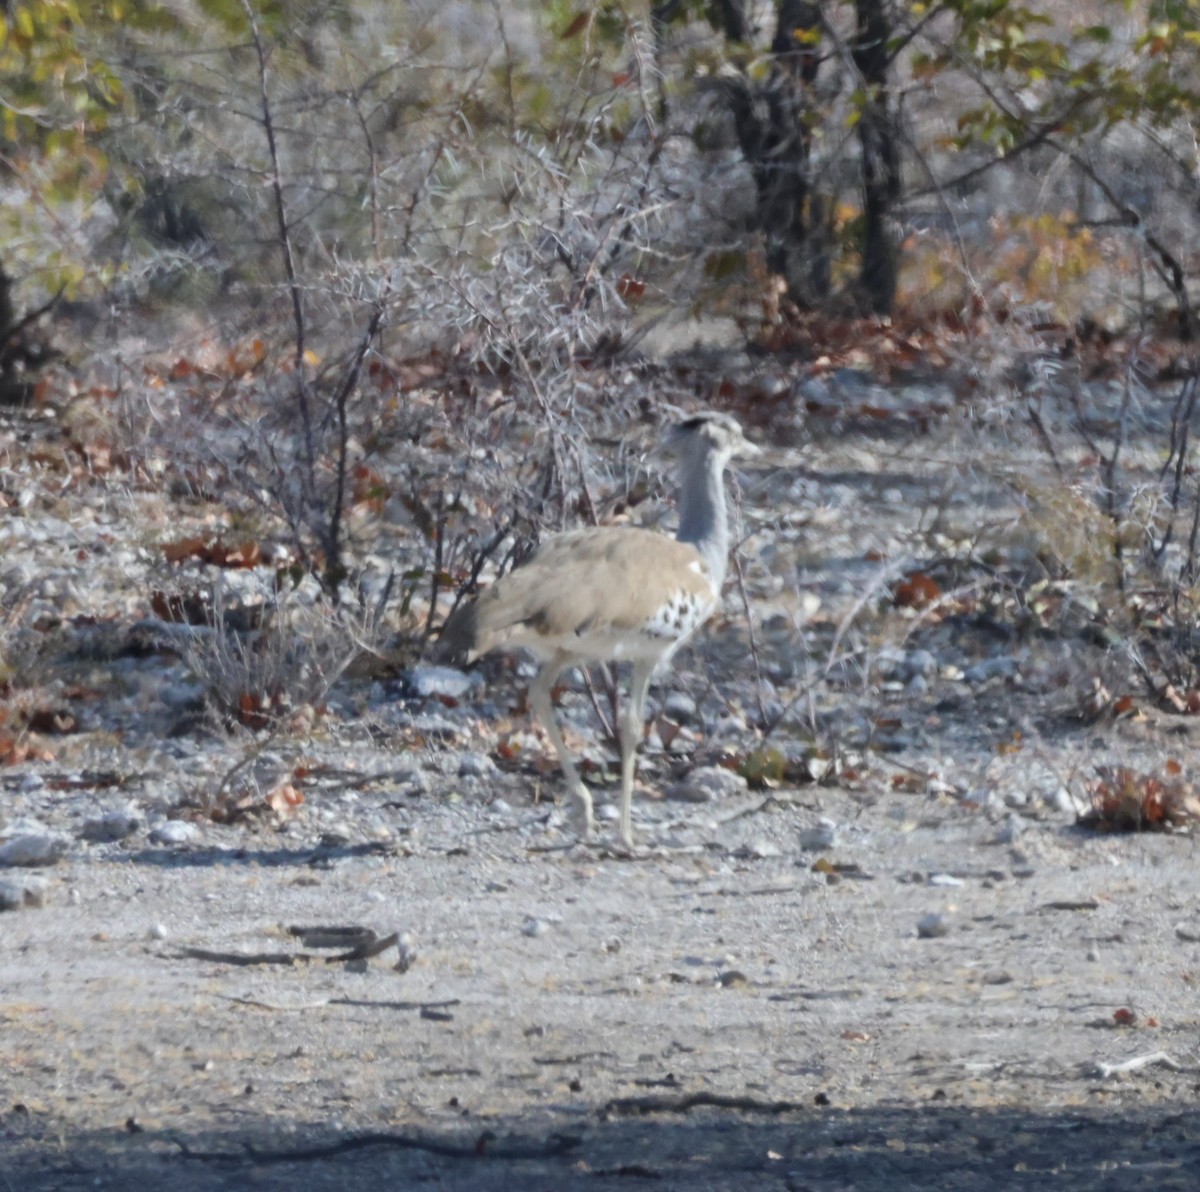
[528,663,593,840]
[618,661,655,850]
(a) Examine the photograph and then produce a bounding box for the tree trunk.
[722,1,827,307]
[852,0,900,315]
[0,266,61,405]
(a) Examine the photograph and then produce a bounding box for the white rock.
[395,933,418,974]
[404,665,481,701]
[802,753,834,782]
[147,923,169,941]
[1049,786,1079,815]
[149,820,200,846]
[0,834,68,867]
[521,916,551,938]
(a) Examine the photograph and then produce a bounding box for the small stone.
[0,876,48,910]
[917,912,951,939]
[906,649,938,678]
[963,656,1020,685]
[992,815,1022,845]
[389,711,461,740]
[395,933,418,974]
[1049,786,1079,815]
[397,665,480,702]
[663,691,698,724]
[458,752,495,778]
[666,766,747,804]
[798,376,832,405]
[149,820,200,846]
[147,923,169,941]
[798,821,838,851]
[711,713,748,740]
[391,768,430,796]
[0,834,68,868]
[927,873,964,887]
[740,839,783,859]
[717,970,748,988]
[521,916,551,938]
[801,753,834,782]
[602,937,621,954]
[81,810,142,843]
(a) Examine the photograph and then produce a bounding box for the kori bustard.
[441,411,760,848]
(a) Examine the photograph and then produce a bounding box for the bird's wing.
[468,528,716,657]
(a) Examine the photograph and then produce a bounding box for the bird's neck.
[675,451,730,588]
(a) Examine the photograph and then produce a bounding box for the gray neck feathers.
[675,445,731,588]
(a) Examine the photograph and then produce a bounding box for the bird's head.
[668,410,762,466]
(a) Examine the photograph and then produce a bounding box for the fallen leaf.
[893,571,941,609]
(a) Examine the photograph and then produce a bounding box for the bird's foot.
[567,786,594,841]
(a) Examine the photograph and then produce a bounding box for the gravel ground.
[3,374,1200,1190]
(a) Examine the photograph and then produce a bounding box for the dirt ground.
[3,372,1200,1190]
[3,788,1199,1191]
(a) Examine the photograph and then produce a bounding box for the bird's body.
[456,527,718,665]
[441,411,759,848]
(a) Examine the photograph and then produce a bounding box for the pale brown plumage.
[440,412,759,849]
[454,529,718,665]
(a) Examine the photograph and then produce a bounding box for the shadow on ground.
[4,1100,1197,1191]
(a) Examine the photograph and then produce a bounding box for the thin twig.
[240,1,316,483]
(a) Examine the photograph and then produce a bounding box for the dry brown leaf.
[893,571,941,609]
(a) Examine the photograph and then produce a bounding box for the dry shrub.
[1078,763,1200,832]
[177,579,379,732]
